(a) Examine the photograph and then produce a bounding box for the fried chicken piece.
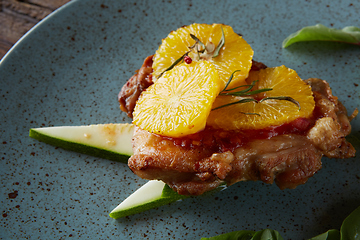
[118,55,154,118]
[128,78,356,195]
[227,134,323,190]
[129,129,323,195]
[128,128,322,195]
[128,126,234,195]
[118,55,267,118]
[306,78,356,158]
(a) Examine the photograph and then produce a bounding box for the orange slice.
[133,61,221,138]
[152,23,254,89]
[207,65,315,130]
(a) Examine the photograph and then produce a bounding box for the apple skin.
[29,123,134,163]
[109,180,189,219]
[29,123,224,218]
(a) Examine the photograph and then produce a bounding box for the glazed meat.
[118,55,154,118]
[127,78,357,195]
[118,55,267,118]
[128,127,230,195]
[305,78,355,158]
[128,128,324,195]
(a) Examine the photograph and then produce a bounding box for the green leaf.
[200,206,360,240]
[200,229,283,240]
[282,24,360,48]
[340,206,360,240]
[309,206,360,240]
[252,229,284,240]
[200,230,255,240]
[308,230,340,240]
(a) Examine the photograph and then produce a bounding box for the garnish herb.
[212,26,225,58]
[190,34,206,52]
[260,96,301,110]
[282,24,360,48]
[157,51,191,79]
[201,229,283,240]
[212,70,301,113]
[220,80,272,97]
[183,55,193,64]
[200,205,360,240]
[211,98,261,115]
[158,27,226,79]
[219,70,242,92]
[157,28,301,114]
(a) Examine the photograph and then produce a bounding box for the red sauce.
[165,106,323,153]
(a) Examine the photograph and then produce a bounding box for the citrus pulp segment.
[207,65,315,130]
[133,60,221,138]
[152,23,254,89]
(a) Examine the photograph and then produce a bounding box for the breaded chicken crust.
[120,57,356,195]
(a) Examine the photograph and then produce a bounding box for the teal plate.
[1,0,359,239]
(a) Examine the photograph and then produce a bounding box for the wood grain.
[0,0,71,59]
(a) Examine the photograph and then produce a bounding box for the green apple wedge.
[109,180,189,219]
[28,123,194,218]
[109,181,227,219]
[29,123,134,163]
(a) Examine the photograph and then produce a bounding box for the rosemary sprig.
[157,27,226,79]
[211,98,260,114]
[189,34,205,60]
[190,34,206,52]
[260,96,301,110]
[219,71,273,97]
[212,70,301,112]
[220,69,241,92]
[212,26,225,58]
[220,80,273,96]
[157,51,190,79]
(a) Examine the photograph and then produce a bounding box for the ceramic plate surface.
[1,0,360,239]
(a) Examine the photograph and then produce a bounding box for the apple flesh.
[29,123,134,163]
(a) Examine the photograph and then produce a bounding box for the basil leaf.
[308,230,341,240]
[340,206,360,240]
[200,229,283,240]
[200,230,256,240]
[282,24,360,48]
[200,206,360,240]
[252,229,284,240]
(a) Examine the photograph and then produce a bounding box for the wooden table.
[0,0,71,59]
